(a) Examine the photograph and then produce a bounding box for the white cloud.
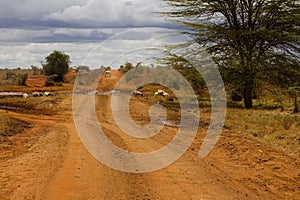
[0,1,180,68]
[0,0,88,21]
[0,27,185,69]
[43,0,165,28]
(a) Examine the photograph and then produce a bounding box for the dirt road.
[0,71,299,199]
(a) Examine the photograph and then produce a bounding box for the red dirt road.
[0,70,299,199]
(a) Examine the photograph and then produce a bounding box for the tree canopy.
[119,62,134,73]
[43,51,71,82]
[162,0,300,108]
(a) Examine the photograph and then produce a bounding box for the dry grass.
[0,111,31,137]
[0,69,298,158]
[0,69,76,92]
[0,96,65,115]
[131,83,300,157]
[224,108,300,157]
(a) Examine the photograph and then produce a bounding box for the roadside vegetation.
[0,22,298,162]
[224,109,300,158]
[0,96,65,115]
[0,110,31,137]
[119,62,300,158]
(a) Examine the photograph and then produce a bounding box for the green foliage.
[55,82,64,86]
[120,62,134,73]
[43,51,71,82]
[44,78,55,86]
[162,0,300,108]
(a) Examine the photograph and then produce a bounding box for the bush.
[5,71,16,80]
[44,79,55,86]
[17,73,28,86]
[55,82,64,86]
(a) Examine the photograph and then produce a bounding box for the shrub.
[5,71,16,80]
[44,79,55,86]
[55,82,64,86]
[17,73,28,86]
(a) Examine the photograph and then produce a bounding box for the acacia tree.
[162,0,299,108]
[43,51,71,82]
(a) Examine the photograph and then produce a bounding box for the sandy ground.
[0,70,299,199]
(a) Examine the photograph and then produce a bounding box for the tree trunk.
[54,75,64,83]
[294,97,299,113]
[243,84,253,109]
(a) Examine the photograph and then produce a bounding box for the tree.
[288,87,300,113]
[275,60,300,112]
[120,62,134,73]
[162,0,299,108]
[43,51,71,82]
[119,65,124,72]
[31,65,39,75]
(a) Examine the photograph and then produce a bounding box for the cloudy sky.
[0,0,182,69]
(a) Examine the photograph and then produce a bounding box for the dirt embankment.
[0,70,299,199]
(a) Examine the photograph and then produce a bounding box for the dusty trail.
[0,70,299,199]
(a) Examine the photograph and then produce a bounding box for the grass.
[0,69,298,158]
[0,68,76,92]
[224,108,300,157]
[0,83,74,92]
[0,96,65,115]
[134,83,300,157]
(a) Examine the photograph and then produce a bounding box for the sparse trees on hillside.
[162,0,300,108]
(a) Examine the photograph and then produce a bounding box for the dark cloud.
[0,0,178,43]
[125,1,133,6]
[0,0,169,29]
[0,0,181,68]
